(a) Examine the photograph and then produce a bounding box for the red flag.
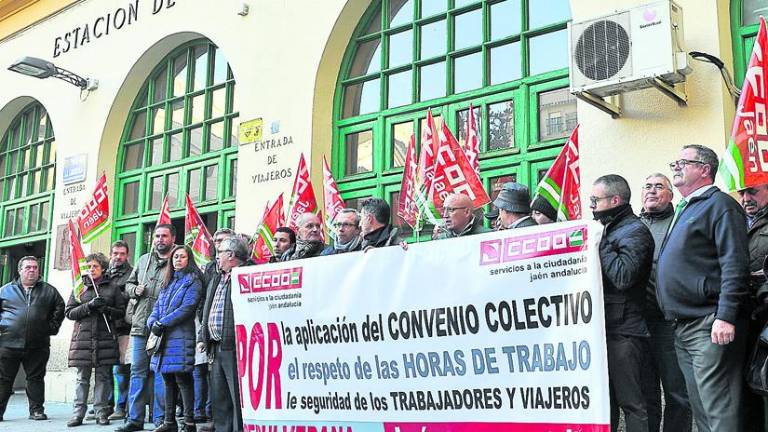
[77,173,110,243]
[416,110,439,196]
[463,104,480,176]
[719,17,768,191]
[252,194,284,264]
[533,125,582,221]
[286,154,318,231]
[184,194,214,267]
[322,156,345,229]
[157,195,171,226]
[431,121,491,209]
[397,134,419,228]
[68,219,89,302]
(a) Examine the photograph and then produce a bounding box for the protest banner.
[232,220,610,432]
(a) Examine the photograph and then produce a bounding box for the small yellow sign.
[239,118,263,144]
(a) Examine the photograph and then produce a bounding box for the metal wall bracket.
[648,77,687,107]
[573,91,622,119]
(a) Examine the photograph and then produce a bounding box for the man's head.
[641,173,674,213]
[110,240,130,268]
[591,174,631,214]
[153,224,177,255]
[273,227,296,256]
[738,184,768,217]
[670,144,718,196]
[18,256,39,287]
[493,183,531,228]
[333,209,361,244]
[212,228,236,256]
[296,213,323,242]
[442,194,474,233]
[360,198,390,236]
[216,237,250,272]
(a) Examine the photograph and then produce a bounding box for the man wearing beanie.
[494,182,537,229]
[531,196,557,225]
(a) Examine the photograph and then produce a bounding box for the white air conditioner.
[569,0,690,98]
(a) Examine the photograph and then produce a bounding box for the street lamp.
[8,56,98,91]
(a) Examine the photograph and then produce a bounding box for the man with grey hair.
[198,237,250,432]
[281,213,325,260]
[0,256,65,422]
[590,174,654,432]
[494,182,537,229]
[322,208,362,255]
[638,173,691,432]
[657,144,749,431]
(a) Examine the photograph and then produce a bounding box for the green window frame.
[333,0,575,240]
[731,0,764,86]
[114,39,238,259]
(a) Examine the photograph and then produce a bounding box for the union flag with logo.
[77,173,111,243]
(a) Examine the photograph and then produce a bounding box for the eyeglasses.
[333,222,358,229]
[642,183,669,191]
[589,196,612,205]
[443,206,467,213]
[669,159,705,170]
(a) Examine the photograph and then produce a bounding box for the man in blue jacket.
[657,144,749,432]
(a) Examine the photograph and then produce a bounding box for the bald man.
[433,194,489,240]
[281,213,325,261]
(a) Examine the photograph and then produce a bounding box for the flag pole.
[84,271,113,335]
[555,152,570,222]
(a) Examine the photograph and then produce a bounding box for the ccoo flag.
[184,194,214,267]
[156,195,171,226]
[431,121,491,210]
[533,124,582,221]
[719,16,768,191]
[252,194,284,264]
[397,134,419,228]
[68,219,90,303]
[322,156,345,232]
[463,104,480,177]
[77,173,111,243]
[286,153,319,231]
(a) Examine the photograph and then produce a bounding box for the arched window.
[732,0,766,85]
[0,102,56,281]
[114,39,238,258]
[333,0,575,239]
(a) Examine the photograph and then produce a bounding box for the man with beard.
[322,209,362,255]
[116,224,177,432]
[281,213,325,260]
[271,227,295,263]
[638,173,692,432]
[434,194,487,239]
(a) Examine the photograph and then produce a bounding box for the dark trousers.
[0,346,50,415]
[607,334,648,432]
[193,363,211,419]
[642,319,692,432]
[210,345,243,432]
[674,313,746,432]
[162,372,194,425]
[744,314,768,432]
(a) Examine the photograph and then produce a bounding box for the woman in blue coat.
[147,245,203,432]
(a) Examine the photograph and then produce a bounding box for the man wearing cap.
[495,182,537,229]
[433,194,487,239]
[531,196,557,225]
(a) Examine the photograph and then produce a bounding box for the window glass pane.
[454,8,482,50]
[389,29,413,68]
[228,118,239,147]
[3,209,11,236]
[455,0,478,7]
[343,78,380,118]
[188,168,201,202]
[454,52,482,93]
[14,208,23,235]
[538,88,577,141]
[123,143,145,171]
[149,176,163,210]
[420,19,446,59]
[419,62,445,101]
[345,130,374,175]
[488,100,514,150]
[213,47,229,84]
[529,29,568,75]
[10,127,19,149]
[388,70,413,108]
[0,157,5,176]
[490,42,522,84]
[390,0,413,27]
[364,7,382,34]
[40,201,49,230]
[491,0,521,40]
[31,170,40,194]
[150,137,164,165]
[45,166,54,191]
[169,133,183,161]
[171,98,184,129]
[190,126,204,155]
[152,106,166,134]
[230,159,238,197]
[123,181,139,214]
[529,0,570,29]
[743,0,768,25]
[210,121,224,151]
[9,152,17,174]
[22,148,30,170]
[37,111,48,141]
[421,0,446,18]
[391,121,413,168]
[129,111,147,140]
[153,67,167,103]
[390,190,413,238]
[349,38,382,77]
[6,177,15,200]
[191,93,206,124]
[211,88,225,119]
[18,174,27,197]
[167,173,179,206]
[120,232,137,260]
[172,53,188,96]
[457,106,482,143]
[193,45,209,91]
[47,140,56,163]
[204,165,218,200]
[28,203,39,232]
[33,144,43,168]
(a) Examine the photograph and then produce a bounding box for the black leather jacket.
[0,279,65,349]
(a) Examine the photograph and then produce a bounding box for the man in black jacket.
[657,144,749,432]
[0,256,65,422]
[591,174,654,432]
[360,198,401,249]
[281,213,325,260]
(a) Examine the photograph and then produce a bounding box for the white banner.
[232,220,610,432]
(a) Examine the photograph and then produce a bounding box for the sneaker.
[108,410,126,420]
[115,422,145,432]
[28,411,48,420]
[97,415,111,426]
[67,417,83,427]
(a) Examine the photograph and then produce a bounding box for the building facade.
[0,0,749,401]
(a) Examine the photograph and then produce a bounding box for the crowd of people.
[0,143,766,432]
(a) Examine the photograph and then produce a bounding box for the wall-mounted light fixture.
[8,56,98,91]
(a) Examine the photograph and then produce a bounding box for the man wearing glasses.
[638,174,692,432]
[433,193,488,240]
[657,144,749,432]
[590,174,654,432]
[322,209,362,255]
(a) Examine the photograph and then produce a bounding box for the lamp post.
[8,56,98,91]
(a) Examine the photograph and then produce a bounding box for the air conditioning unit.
[569,0,690,98]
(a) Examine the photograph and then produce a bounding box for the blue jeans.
[193,364,211,419]
[127,335,165,425]
[113,364,130,411]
